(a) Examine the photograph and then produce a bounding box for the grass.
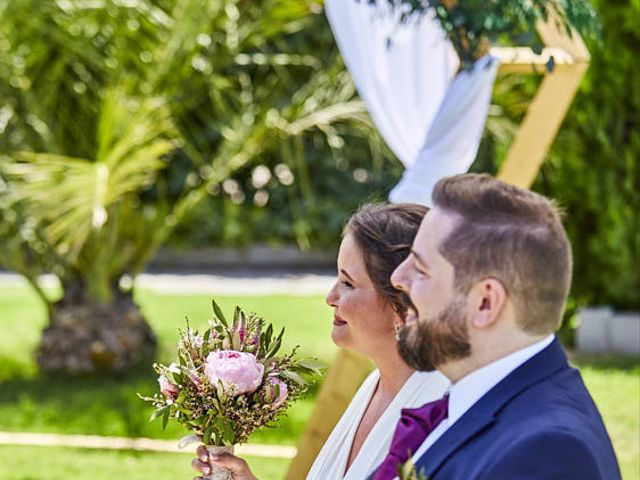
[0,446,289,480]
[0,283,638,479]
[571,355,640,480]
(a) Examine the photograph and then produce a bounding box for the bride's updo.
[343,203,428,318]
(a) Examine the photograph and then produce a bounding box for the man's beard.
[397,296,471,372]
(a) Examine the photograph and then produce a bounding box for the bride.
[192,203,449,480]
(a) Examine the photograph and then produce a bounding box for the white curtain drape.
[325,0,500,205]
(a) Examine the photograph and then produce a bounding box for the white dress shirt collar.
[447,334,555,425]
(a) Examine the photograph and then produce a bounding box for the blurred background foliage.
[0,0,374,298]
[171,0,639,312]
[473,0,639,312]
[0,0,377,372]
[0,0,637,310]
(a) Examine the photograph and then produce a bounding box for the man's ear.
[469,278,508,329]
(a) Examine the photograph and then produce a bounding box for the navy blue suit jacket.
[373,339,621,480]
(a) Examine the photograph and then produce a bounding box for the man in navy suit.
[382,174,621,480]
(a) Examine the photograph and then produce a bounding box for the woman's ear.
[469,278,508,329]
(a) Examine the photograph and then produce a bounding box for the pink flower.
[264,376,288,408]
[158,375,179,400]
[204,350,264,395]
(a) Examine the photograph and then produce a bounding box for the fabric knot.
[373,394,449,480]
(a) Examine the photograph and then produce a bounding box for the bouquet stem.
[203,445,234,480]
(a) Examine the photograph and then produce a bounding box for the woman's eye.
[341,280,353,288]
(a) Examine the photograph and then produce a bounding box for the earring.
[394,323,402,341]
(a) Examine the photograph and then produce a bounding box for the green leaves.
[211,298,228,328]
[398,457,429,480]
[202,416,236,446]
[280,369,306,386]
[1,0,374,310]
[148,404,171,430]
[2,88,177,262]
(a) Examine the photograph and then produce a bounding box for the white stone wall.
[576,307,640,355]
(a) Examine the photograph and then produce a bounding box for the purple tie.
[373,395,449,480]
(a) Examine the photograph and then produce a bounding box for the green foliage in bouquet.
[398,457,429,479]
[139,299,323,446]
[365,0,601,67]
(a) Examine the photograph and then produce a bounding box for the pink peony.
[204,350,264,395]
[264,376,288,408]
[158,374,179,400]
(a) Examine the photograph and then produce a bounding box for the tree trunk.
[37,287,157,374]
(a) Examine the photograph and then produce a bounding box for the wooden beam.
[497,14,590,187]
[493,47,575,74]
[284,349,371,480]
[496,63,588,187]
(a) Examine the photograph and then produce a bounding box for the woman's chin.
[330,326,349,347]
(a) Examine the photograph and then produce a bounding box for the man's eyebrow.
[410,249,429,269]
[340,269,356,283]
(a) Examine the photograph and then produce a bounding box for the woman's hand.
[192,445,258,480]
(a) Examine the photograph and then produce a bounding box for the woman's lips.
[333,316,347,326]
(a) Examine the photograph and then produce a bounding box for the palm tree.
[0,0,371,373]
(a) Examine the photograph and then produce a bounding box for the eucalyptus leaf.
[162,406,171,430]
[203,426,215,445]
[280,370,306,386]
[212,298,228,327]
[149,406,168,423]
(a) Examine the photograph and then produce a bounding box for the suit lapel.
[420,338,569,477]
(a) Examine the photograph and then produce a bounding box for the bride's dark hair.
[344,203,427,317]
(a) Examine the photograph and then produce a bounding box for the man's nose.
[391,257,410,292]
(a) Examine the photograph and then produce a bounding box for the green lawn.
[0,283,638,479]
[0,446,290,480]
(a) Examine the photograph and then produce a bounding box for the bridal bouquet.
[139,299,322,479]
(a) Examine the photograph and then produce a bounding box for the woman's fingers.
[192,448,257,480]
[208,452,249,471]
[208,453,257,479]
[196,444,209,462]
[191,457,211,475]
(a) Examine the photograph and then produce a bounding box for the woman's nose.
[326,281,339,306]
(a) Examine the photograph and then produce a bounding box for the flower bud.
[158,375,179,400]
[263,376,288,408]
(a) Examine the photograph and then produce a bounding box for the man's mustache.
[400,293,416,314]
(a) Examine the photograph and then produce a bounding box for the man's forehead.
[414,207,459,253]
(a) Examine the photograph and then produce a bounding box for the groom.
[373,174,621,479]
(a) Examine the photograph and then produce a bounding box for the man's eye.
[414,265,428,276]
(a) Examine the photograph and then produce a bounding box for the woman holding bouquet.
[192,203,449,480]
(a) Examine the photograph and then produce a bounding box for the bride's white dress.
[306,369,450,480]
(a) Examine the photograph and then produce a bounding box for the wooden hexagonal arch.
[285,13,590,480]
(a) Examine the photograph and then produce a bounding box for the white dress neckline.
[306,368,450,480]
